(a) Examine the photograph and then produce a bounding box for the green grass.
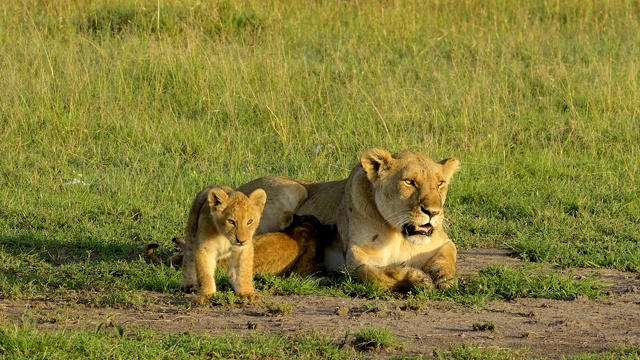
[411,265,602,308]
[0,326,357,359]
[2,0,639,278]
[430,344,529,360]
[265,301,294,316]
[566,345,640,360]
[1,0,639,357]
[353,327,399,351]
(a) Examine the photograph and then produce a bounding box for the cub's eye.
[247,219,254,226]
[437,180,446,188]
[227,219,236,226]
[403,179,416,187]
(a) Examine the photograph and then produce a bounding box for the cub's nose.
[420,206,440,218]
[235,237,249,245]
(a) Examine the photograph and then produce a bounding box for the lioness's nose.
[420,206,439,217]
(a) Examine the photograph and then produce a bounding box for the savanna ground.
[1,1,639,359]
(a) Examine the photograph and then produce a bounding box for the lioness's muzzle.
[403,223,434,237]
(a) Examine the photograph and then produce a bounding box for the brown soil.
[2,249,639,359]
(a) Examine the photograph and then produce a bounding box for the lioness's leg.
[347,247,433,291]
[226,244,256,298]
[422,241,457,290]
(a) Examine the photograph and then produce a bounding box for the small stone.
[334,306,350,316]
[573,294,589,302]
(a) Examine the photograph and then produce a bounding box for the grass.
[410,264,602,308]
[265,301,294,316]
[0,326,357,359]
[353,327,399,351]
[472,321,498,332]
[0,0,639,357]
[430,344,529,360]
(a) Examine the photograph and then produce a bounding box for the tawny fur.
[180,186,266,304]
[251,213,334,276]
[149,214,333,277]
[145,237,186,269]
[237,148,460,291]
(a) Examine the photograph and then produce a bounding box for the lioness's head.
[361,148,460,245]
[208,188,267,246]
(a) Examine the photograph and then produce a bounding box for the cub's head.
[281,212,336,245]
[361,148,460,245]
[208,188,267,246]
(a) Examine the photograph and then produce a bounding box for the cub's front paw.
[236,291,263,303]
[180,284,197,293]
[194,293,214,306]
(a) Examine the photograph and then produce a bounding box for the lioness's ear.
[361,148,394,182]
[208,187,230,212]
[249,188,267,212]
[439,158,460,182]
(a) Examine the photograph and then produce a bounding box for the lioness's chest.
[374,232,449,266]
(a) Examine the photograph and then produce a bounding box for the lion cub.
[145,237,186,269]
[181,186,266,304]
[147,213,333,277]
[251,212,334,276]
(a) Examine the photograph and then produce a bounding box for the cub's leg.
[180,247,198,293]
[194,246,218,304]
[347,247,433,291]
[291,237,322,276]
[226,244,257,299]
[422,241,457,290]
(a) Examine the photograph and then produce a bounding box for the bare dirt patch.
[2,249,639,359]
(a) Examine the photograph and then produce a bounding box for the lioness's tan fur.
[237,148,460,291]
[181,186,266,304]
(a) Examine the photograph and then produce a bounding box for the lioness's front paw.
[408,270,434,290]
[434,277,455,290]
[430,267,456,290]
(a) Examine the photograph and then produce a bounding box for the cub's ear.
[172,237,187,251]
[439,158,460,182]
[249,188,267,212]
[361,148,394,182]
[208,187,230,213]
[220,185,234,194]
[280,211,295,229]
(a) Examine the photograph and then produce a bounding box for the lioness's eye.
[227,219,236,226]
[403,179,416,187]
[247,219,254,226]
[437,180,446,188]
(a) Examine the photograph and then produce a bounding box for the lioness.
[181,186,266,304]
[237,148,460,291]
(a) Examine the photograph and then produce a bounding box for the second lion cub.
[181,186,266,304]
